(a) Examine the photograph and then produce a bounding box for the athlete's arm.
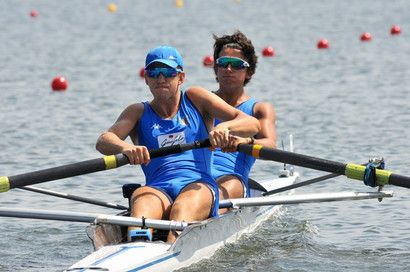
[186,86,260,147]
[96,103,150,165]
[252,102,276,148]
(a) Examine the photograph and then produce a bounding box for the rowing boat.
[66,170,299,272]
[65,174,393,271]
[0,139,406,271]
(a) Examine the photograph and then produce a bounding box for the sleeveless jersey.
[136,91,218,216]
[212,98,257,197]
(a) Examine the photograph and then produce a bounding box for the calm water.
[1,0,410,271]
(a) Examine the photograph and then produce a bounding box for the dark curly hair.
[213,30,257,86]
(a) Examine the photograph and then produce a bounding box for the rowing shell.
[65,172,299,272]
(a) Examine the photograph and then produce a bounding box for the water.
[1,0,409,271]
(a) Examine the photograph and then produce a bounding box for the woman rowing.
[95,45,260,243]
[211,31,277,213]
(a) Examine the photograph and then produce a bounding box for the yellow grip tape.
[0,176,10,192]
[252,144,263,158]
[345,163,392,186]
[103,155,117,169]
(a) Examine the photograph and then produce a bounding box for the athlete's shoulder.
[120,102,145,120]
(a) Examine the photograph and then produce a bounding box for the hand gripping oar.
[0,139,211,193]
[237,144,410,189]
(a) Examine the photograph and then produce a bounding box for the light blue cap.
[145,46,184,70]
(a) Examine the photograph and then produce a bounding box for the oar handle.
[149,138,211,158]
[0,139,211,192]
[238,144,410,189]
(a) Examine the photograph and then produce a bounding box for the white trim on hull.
[66,174,299,272]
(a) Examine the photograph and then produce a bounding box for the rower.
[95,45,260,243]
[210,31,277,214]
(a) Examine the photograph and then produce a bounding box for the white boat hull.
[66,174,299,272]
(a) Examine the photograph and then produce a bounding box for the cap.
[145,46,184,70]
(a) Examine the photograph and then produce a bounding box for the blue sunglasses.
[216,57,250,70]
[145,67,182,78]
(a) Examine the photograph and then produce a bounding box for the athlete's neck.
[150,92,182,119]
[215,88,249,107]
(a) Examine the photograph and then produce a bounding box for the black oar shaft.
[0,139,211,192]
[239,144,347,174]
[390,173,410,188]
[263,163,369,196]
[238,144,410,189]
[5,154,127,190]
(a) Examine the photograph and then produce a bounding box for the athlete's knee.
[218,177,244,198]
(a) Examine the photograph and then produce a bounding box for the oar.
[0,207,187,230]
[20,186,128,210]
[263,173,340,196]
[237,144,410,189]
[219,191,393,209]
[0,139,211,193]
[263,162,370,196]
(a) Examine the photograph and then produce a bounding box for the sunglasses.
[145,67,181,78]
[216,57,250,70]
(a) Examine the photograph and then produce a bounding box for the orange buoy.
[317,39,329,49]
[30,10,39,18]
[262,46,275,57]
[51,76,68,91]
[202,55,214,67]
[360,32,372,41]
[139,68,145,78]
[390,25,401,35]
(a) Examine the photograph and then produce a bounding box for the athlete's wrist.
[247,136,255,145]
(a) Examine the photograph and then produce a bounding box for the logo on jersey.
[157,132,186,147]
[151,123,161,130]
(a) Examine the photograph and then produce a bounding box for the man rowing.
[95,45,260,243]
[211,31,277,213]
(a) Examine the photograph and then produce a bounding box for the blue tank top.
[136,91,215,201]
[212,98,257,197]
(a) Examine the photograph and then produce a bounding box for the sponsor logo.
[157,132,186,147]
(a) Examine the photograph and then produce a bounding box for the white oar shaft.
[0,208,188,231]
[220,191,393,208]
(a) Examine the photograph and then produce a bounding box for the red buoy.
[390,25,401,35]
[139,68,145,78]
[360,32,372,41]
[51,76,68,91]
[262,46,275,57]
[202,55,214,67]
[30,10,39,18]
[317,39,329,49]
